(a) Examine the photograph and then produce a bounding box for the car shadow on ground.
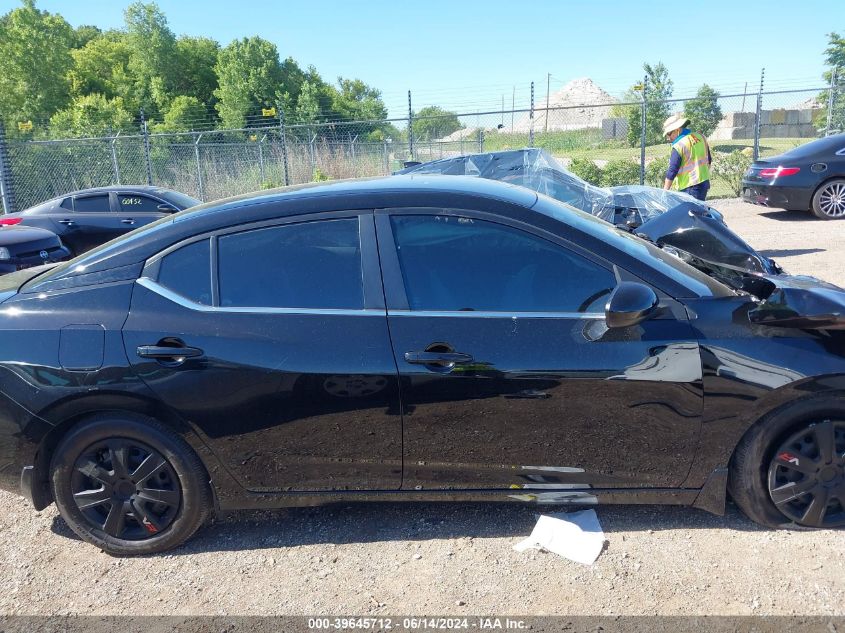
[49,500,769,555]
[758,248,826,257]
[758,210,815,222]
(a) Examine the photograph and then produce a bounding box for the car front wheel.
[50,413,211,555]
[729,398,845,528]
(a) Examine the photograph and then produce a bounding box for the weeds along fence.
[0,83,839,212]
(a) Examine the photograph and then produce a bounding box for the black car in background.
[1,176,845,556]
[742,133,845,219]
[1,186,200,256]
[0,225,71,273]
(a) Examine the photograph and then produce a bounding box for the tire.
[50,413,211,555]
[811,179,845,219]
[729,396,845,529]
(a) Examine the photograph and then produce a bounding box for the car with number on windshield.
[1,175,845,555]
[1,185,200,256]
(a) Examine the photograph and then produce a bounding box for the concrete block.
[770,109,787,125]
[759,110,771,125]
[799,109,813,124]
[722,111,756,127]
[786,110,800,124]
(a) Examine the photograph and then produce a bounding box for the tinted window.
[74,195,110,213]
[59,198,73,210]
[391,215,616,312]
[118,194,163,212]
[218,218,363,309]
[157,239,211,305]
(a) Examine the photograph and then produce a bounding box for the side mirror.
[157,203,177,213]
[605,282,659,328]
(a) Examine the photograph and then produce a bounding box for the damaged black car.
[1,175,844,556]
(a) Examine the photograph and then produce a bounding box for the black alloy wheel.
[51,414,211,555]
[767,419,845,527]
[71,438,181,540]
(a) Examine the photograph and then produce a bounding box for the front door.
[377,210,703,493]
[122,213,402,492]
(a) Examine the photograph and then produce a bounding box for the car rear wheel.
[729,397,845,528]
[50,414,211,555]
[811,179,845,219]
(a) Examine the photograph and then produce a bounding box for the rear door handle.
[121,218,135,225]
[58,219,75,226]
[404,351,474,365]
[137,345,204,360]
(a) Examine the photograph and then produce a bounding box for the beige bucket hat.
[662,113,690,138]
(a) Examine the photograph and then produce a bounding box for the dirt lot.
[1,198,844,618]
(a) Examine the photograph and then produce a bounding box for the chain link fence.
[0,84,840,213]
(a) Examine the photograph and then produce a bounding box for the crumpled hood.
[748,274,845,330]
[397,148,776,275]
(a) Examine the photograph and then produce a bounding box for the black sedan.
[1,176,845,556]
[1,185,200,256]
[742,133,845,219]
[0,225,71,273]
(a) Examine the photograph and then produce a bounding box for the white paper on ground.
[513,509,605,565]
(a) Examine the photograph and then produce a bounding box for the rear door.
[64,193,121,253]
[122,211,403,492]
[376,208,703,492]
[115,192,172,232]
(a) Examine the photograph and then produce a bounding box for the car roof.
[174,174,540,224]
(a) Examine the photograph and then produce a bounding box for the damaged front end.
[397,148,778,276]
[746,275,845,330]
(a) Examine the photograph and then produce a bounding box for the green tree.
[49,93,134,137]
[619,62,674,147]
[124,1,178,115]
[173,36,220,110]
[68,31,133,104]
[684,84,723,137]
[0,0,74,126]
[819,32,845,134]
[412,105,462,141]
[214,36,286,128]
[72,24,101,48]
[155,95,207,132]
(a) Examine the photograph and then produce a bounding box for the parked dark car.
[2,176,845,555]
[397,149,780,277]
[742,133,845,219]
[1,186,200,256]
[0,225,71,273]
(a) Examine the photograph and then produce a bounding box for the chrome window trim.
[137,277,384,316]
[836,147,845,156]
[387,309,605,319]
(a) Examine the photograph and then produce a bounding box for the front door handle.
[137,345,204,360]
[404,351,474,366]
[121,218,135,225]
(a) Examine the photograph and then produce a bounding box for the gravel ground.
[1,198,844,617]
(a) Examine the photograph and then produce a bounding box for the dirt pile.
[510,77,617,132]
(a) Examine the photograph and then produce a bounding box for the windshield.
[160,189,202,209]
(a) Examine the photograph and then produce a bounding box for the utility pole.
[544,73,551,133]
[511,86,515,130]
[826,68,838,136]
[529,81,535,147]
[639,74,647,185]
[407,90,415,161]
[753,68,765,160]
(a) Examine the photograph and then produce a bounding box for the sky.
[2,0,842,118]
